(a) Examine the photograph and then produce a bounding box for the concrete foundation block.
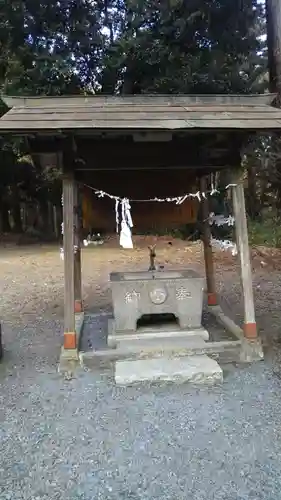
[115,355,223,386]
[58,312,85,374]
[240,338,264,362]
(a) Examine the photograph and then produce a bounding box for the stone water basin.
[110,269,204,334]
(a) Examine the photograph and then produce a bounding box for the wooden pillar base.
[207,292,217,306]
[74,300,83,313]
[64,332,77,349]
[243,322,258,340]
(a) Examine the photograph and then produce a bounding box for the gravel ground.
[1,238,281,499]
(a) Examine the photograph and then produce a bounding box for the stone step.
[114,355,223,386]
[108,319,209,348]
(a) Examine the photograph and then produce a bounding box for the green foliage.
[0,0,271,234]
[96,0,267,94]
[0,0,267,96]
[248,215,281,248]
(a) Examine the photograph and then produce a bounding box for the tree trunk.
[53,205,59,238]
[39,200,49,232]
[48,201,54,233]
[266,0,281,96]
[11,200,22,233]
[0,201,11,232]
[247,163,260,220]
[266,0,277,92]
[275,169,281,215]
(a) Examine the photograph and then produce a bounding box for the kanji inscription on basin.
[176,287,191,300]
[125,291,140,304]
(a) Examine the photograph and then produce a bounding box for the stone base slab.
[115,355,223,386]
[108,318,209,348]
[80,336,242,370]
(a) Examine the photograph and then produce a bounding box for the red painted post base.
[74,300,83,313]
[243,322,258,340]
[207,292,217,306]
[64,332,77,349]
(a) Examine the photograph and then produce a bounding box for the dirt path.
[0,236,281,351]
[1,238,281,499]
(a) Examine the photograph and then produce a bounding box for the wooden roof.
[0,94,281,132]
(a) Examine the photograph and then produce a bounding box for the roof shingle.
[0,94,281,132]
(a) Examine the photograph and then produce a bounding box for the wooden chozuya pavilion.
[1,93,281,364]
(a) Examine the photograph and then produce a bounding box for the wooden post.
[63,173,76,349]
[74,181,83,313]
[200,176,217,306]
[232,172,257,339]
